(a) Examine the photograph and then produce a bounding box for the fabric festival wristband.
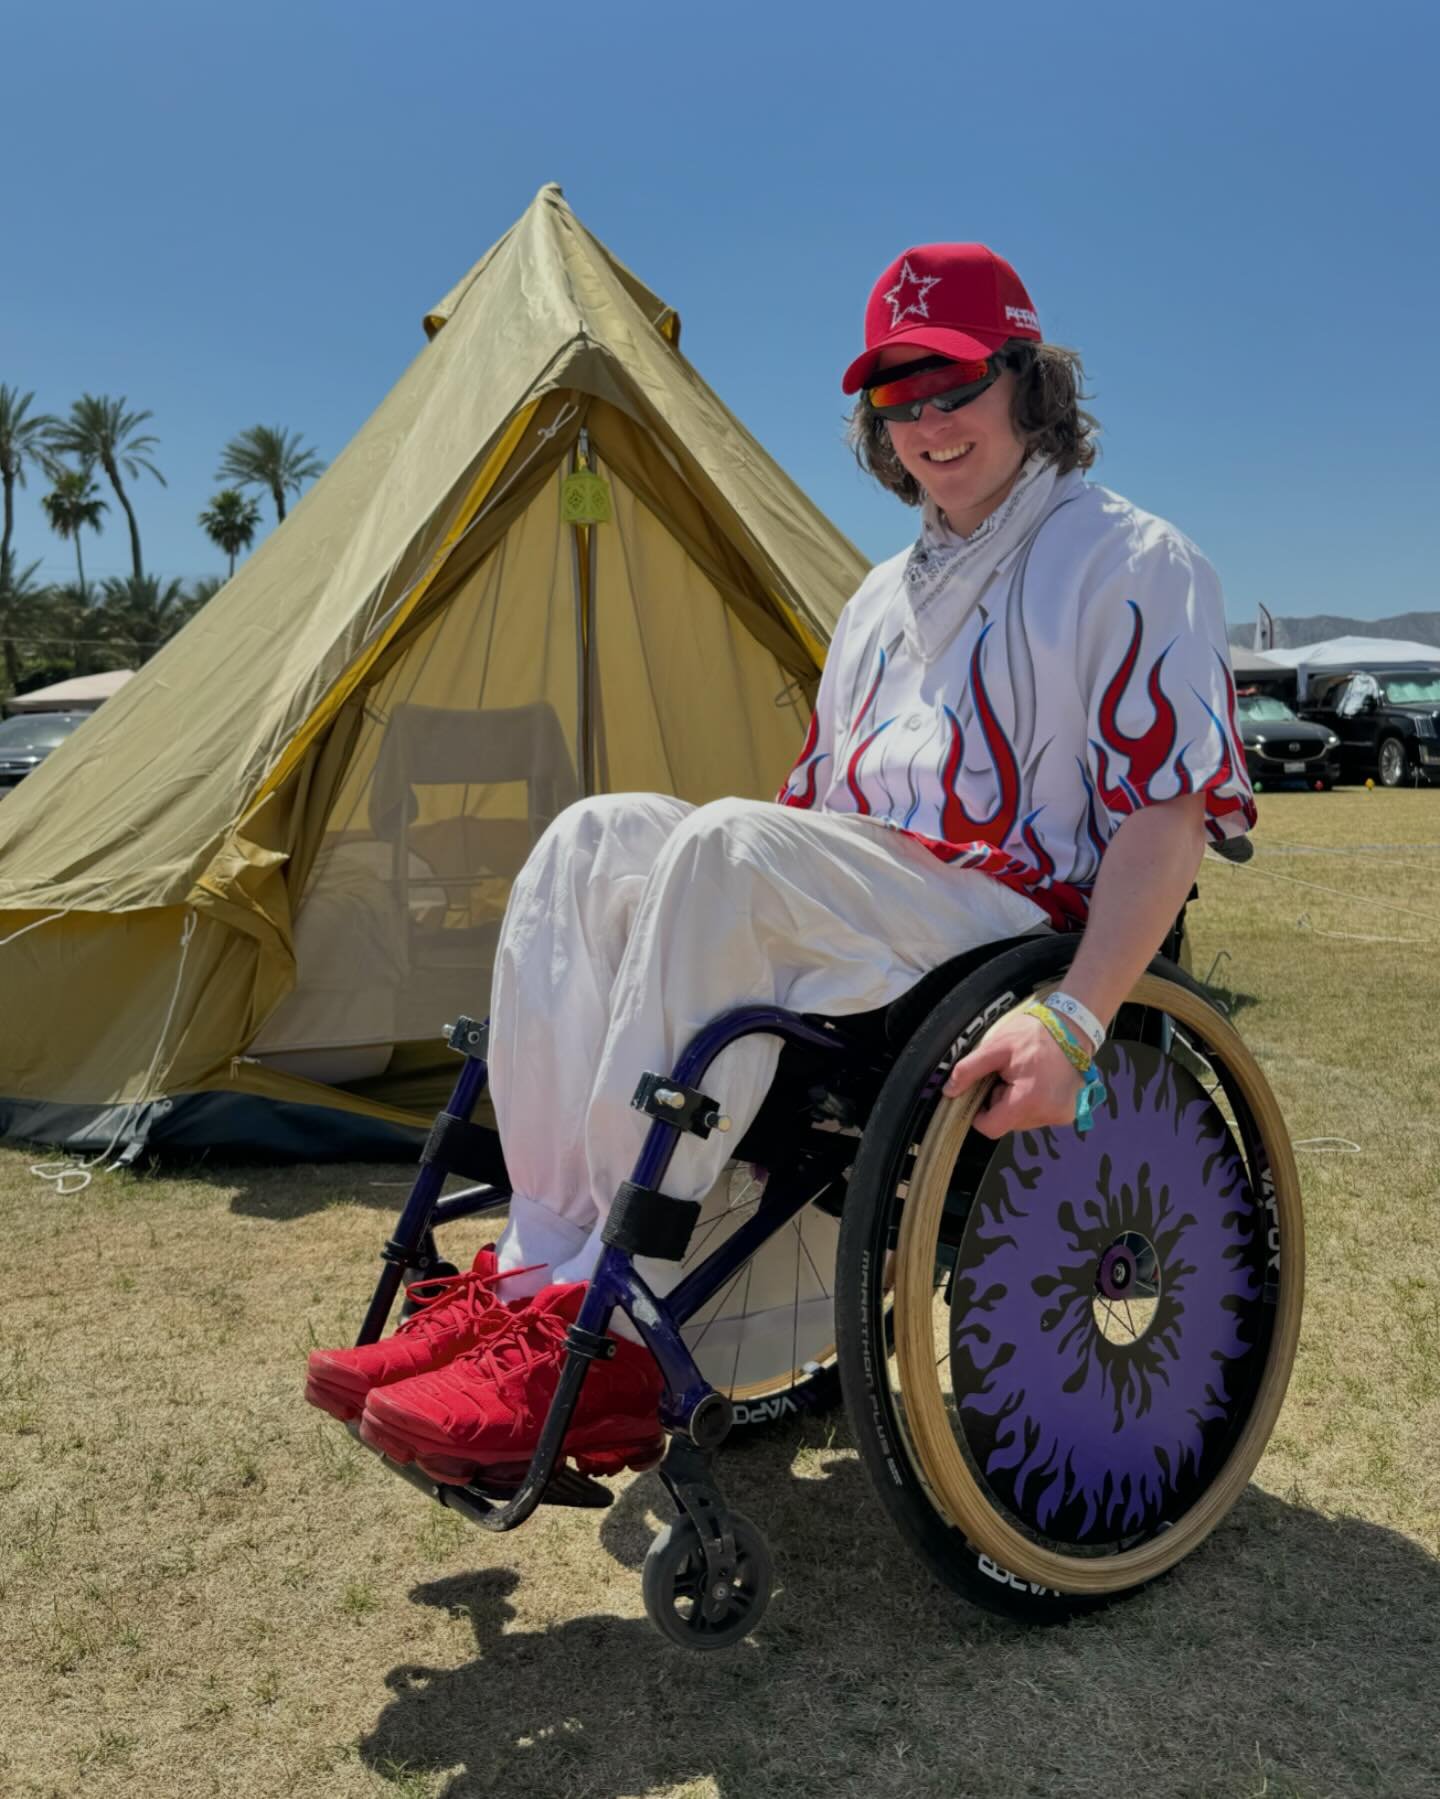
[1042,990,1105,1056]
[1021,1002,1093,1076]
[1074,1062,1107,1135]
[1020,1004,1108,1132]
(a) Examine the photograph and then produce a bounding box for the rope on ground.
[1294,911,1427,945]
[1212,854,1440,929]
[1291,1137,1363,1153]
[29,908,198,1196]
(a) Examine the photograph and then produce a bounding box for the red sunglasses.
[865,354,1001,422]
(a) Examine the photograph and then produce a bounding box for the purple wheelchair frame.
[350,1003,852,1533]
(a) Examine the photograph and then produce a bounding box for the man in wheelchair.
[309,242,1255,1493]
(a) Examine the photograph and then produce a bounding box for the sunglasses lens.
[866,356,997,420]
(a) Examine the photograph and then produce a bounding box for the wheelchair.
[336,889,1304,1651]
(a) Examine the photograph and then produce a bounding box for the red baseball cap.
[841,244,1043,394]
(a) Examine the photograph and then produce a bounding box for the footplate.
[467,1463,615,1510]
[344,1420,616,1515]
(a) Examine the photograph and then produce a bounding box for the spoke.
[1121,1297,1138,1339]
[679,1185,763,1271]
[684,1264,748,1356]
[796,1218,833,1301]
[726,1175,764,1215]
[728,1254,756,1398]
[790,1219,803,1391]
[1132,1277,1160,1301]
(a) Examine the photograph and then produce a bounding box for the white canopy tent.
[1229,648,1292,683]
[1259,636,1440,697]
[5,669,135,715]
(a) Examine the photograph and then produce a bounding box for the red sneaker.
[305,1247,530,1423]
[359,1282,664,1483]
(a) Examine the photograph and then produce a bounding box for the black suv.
[1300,669,1440,788]
[0,710,88,794]
[1235,692,1340,790]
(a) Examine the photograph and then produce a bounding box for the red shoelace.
[396,1261,542,1341]
[450,1302,579,1391]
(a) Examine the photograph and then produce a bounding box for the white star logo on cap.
[883,258,941,328]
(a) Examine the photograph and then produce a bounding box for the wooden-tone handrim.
[894,973,1305,1595]
[722,1348,836,1402]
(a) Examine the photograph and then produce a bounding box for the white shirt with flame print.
[778,475,1255,930]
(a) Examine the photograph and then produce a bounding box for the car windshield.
[1237,696,1297,722]
[1381,675,1440,705]
[0,712,86,754]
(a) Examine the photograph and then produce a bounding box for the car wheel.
[1378,736,1409,788]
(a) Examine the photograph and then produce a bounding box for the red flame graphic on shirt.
[1092,601,1180,813]
[938,625,1021,848]
[779,707,826,809]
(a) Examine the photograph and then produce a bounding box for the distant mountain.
[1228,610,1440,651]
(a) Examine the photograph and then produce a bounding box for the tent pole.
[570,434,592,797]
[587,450,608,793]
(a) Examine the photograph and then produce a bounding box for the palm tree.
[187,574,224,612]
[0,551,46,692]
[198,488,261,577]
[97,573,193,666]
[0,386,57,579]
[48,395,165,580]
[34,583,110,678]
[216,425,324,523]
[40,467,108,600]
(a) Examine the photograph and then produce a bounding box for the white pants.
[489,794,1047,1303]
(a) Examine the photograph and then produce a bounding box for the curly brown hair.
[847,340,1100,507]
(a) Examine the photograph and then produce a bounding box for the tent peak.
[423,185,683,348]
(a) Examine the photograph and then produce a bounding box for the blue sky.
[4,0,1436,631]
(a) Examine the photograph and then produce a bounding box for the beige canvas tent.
[0,184,868,1152]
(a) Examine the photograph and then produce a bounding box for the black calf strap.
[601,1180,701,1262]
[420,1112,509,1185]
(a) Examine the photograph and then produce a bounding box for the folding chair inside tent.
[369,699,580,981]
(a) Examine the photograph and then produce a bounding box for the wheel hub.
[1092,1230,1161,1343]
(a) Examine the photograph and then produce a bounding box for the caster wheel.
[641,1510,772,1650]
[399,1259,460,1320]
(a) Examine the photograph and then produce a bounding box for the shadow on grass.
[359,1437,1440,1799]
[221,1165,421,1222]
[1204,984,1262,1022]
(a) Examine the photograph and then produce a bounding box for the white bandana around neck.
[901,456,1066,662]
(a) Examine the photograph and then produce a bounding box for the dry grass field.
[2,789,1438,1799]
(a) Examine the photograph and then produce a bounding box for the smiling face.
[875,344,1029,534]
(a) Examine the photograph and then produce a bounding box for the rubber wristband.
[1043,990,1105,1056]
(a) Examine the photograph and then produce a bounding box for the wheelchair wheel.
[642,1509,773,1649]
[676,1163,849,1429]
[836,936,1303,1624]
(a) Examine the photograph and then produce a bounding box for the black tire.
[1378,736,1409,788]
[642,1509,773,1649]
[835,935,1302,1625]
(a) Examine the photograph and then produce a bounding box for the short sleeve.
[1079,533,1255,848]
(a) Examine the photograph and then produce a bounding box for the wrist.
[1042,989,1105,1056]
